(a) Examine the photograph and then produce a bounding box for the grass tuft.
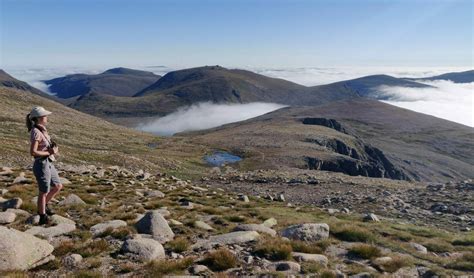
[254,237,293,261]
[348,244,381,259]
[201,248,238,271]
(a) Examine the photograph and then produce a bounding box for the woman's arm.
[30,140,54,157]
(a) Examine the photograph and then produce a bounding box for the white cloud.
[136,102,287,136]
[247,66,472,86]
[378,80,474,127]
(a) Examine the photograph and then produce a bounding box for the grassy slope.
[0,87,210,179]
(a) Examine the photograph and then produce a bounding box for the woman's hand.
[49,146,59,155]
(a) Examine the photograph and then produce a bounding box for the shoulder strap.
[33,125,52,148]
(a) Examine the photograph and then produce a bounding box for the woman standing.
[26,106,63,225]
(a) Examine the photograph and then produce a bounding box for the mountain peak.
[102,67,157,76]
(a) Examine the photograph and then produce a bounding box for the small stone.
[169,219,183,226]
[269,261,301,273]
[192,231,259,250]
[277,194,285,202]
[194,221,214,231]
[239,195,250,202]
[59,194,86,206]
[189,264,210,274]
[62,253,82,268]
[234,223,276,236]
[363,213,380,222]
[90,220,127,237]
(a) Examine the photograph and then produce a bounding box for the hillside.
[0,87,207,177]
[44,67,161,98]
[318,74,432,99]
[181,99,474,183]
[0,69,57,101]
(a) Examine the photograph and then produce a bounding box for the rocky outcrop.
[302,118,410,180]
[301,118,349,134]
[305,136,409,180]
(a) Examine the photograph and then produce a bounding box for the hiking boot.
[39,214,50,225]
[46,205,55,216]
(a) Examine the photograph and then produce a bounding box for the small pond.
[204,151,242,167]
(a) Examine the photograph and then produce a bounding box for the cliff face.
[303,118,410,180]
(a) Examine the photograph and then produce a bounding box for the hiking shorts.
[33,157,61,193]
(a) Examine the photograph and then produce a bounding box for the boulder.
[13,172,30,184]
[291,252,328,266]
[0,211,16,224]
[90,219,127,237]
[145,190,165,198]
[25,223,76,239]
[5,208,31,217]
[0,226,54,270]
[59,194,86,206]
[2,197,22,209]
[121,237,165,262]
[192,231,259,250]
[262,217,277,228]
[59,177,72,185]
[135,210,174,243]
[0,167,13,176]
[409,242,428,254]
[280,223,329,241]
[233,224,276,236]
[50,215,76,225]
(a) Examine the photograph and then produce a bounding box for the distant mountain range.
[1,67,473,119]
[404,69,474,83]
[44,67,161,98]
[52,66,473,118]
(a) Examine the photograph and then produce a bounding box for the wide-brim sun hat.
[29,106,52,119]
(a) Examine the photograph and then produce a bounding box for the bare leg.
[46,184,63,204]
[38,192,47,214]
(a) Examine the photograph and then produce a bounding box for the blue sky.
[1,0,472,68]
